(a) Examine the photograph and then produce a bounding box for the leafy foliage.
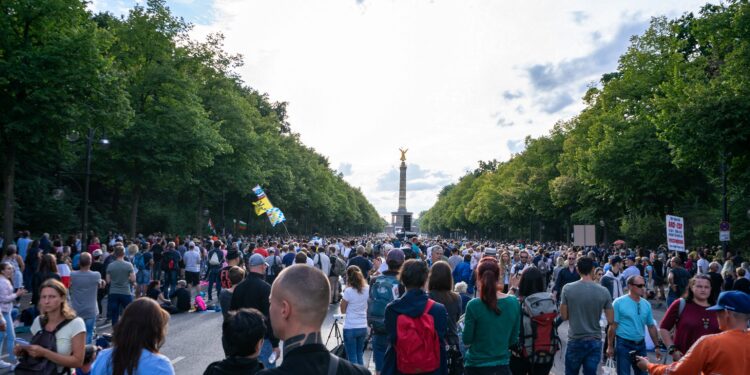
[423,2,750,251]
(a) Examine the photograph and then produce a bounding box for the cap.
[627,255,636,261]
[707,290,750,314]
[92,249,103,257]
[609,255,622,264]
[226,251,240,261]
[386,249,405,264]
[248,253,267,267]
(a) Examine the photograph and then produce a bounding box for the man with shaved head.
[259,265,369,375]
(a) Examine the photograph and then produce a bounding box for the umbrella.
[613,239,626,245]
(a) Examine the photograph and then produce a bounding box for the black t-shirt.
[171,288,191,312]
[670,267,691,297]
[347,256,372,281]
[147,287,161,301]
[152,244,164,262]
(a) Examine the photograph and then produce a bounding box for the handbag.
[602,358,616,375]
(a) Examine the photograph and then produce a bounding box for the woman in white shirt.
[15,279,86,371]
[340,266,369,366]
[0,262,25,369]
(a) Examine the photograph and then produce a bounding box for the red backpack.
[395,299,440,374]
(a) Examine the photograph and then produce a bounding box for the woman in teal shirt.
[462,256,520,375]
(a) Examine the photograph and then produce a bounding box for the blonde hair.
[40,279,77,320]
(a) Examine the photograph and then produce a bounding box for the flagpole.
[281,222,291,239]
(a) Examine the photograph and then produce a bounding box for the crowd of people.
[0,230,747,374]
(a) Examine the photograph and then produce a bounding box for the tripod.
[326,315,344,347]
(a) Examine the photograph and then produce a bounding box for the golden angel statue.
[399,148,408,161]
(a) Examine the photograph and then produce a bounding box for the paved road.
[1,298,667,375]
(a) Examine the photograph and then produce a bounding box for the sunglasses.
[631,284,645,288]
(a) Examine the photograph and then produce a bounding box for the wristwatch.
[667,345,676,355]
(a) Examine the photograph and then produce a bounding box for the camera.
[333,313,345,320]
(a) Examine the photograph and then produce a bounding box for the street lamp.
[80,128,108,248]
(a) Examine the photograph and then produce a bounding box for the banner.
[238,220,247,231]
[266,207,286,227]
[666,215,685,252]
[252,197,274,216]
[207,218,216,235]
[252,185,266,199]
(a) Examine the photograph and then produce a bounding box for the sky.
[90,0,711,221]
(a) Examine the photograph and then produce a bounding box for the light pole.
[81,128,108,249]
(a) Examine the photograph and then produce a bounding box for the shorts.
[185,271,200,287]
[137,269,151,285]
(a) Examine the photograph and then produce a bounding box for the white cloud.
[92,0,711,220]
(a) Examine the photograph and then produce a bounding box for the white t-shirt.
[183,249,201,272]
[342,286,369,329]
[31,316,86,357]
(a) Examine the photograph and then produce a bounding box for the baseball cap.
[92,249,103,257]
[706,291,750,314]
[386,249,405,264]
[248,253,268,267]
[609,255,622,264]
[626,255,636,261]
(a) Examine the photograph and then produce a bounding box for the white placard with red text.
[666,215,685,252]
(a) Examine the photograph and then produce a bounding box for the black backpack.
[16,319,72,375]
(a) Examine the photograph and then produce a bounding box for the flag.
[253,197,274,216]
[238,220,247,231]
[207,218,216,234]
[266,207,286,227]
[252,185,266,199]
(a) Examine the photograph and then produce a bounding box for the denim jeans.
[83,317,96,344]
[0,310,16,362]
[152,261,162,282]
[107,293,133,326]
[565,338,601,375]
[371,333,388,371]
[615,336,646,375]
[164,270,178,297]
[207,269,221,300]
[343,327,368,366]
[259,339,276,369]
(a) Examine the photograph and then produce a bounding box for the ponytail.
[477,257,501,315]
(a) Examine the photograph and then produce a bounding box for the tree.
[0,0,131,243]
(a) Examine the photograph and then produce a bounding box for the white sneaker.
[0,360,11,369]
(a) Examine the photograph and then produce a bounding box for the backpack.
[15,319,72,375]
[271,256,283,275]
[194,295,207,312]
[367,274,399,333]
[134,253,146,271]
[395,299,440,374]
[209,249,222,266]
[162,251,177,271]
[329,255,346,277]
[518,292,560,365]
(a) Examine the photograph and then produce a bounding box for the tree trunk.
[2,143,16,249]
[129,185,141,239]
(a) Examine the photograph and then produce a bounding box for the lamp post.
[81,128,108,249]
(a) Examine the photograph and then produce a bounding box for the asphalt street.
[0,298,667,375]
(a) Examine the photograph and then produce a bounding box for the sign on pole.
[719,221,730,242]
[666,215,685,252]
[573,225,596,247]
